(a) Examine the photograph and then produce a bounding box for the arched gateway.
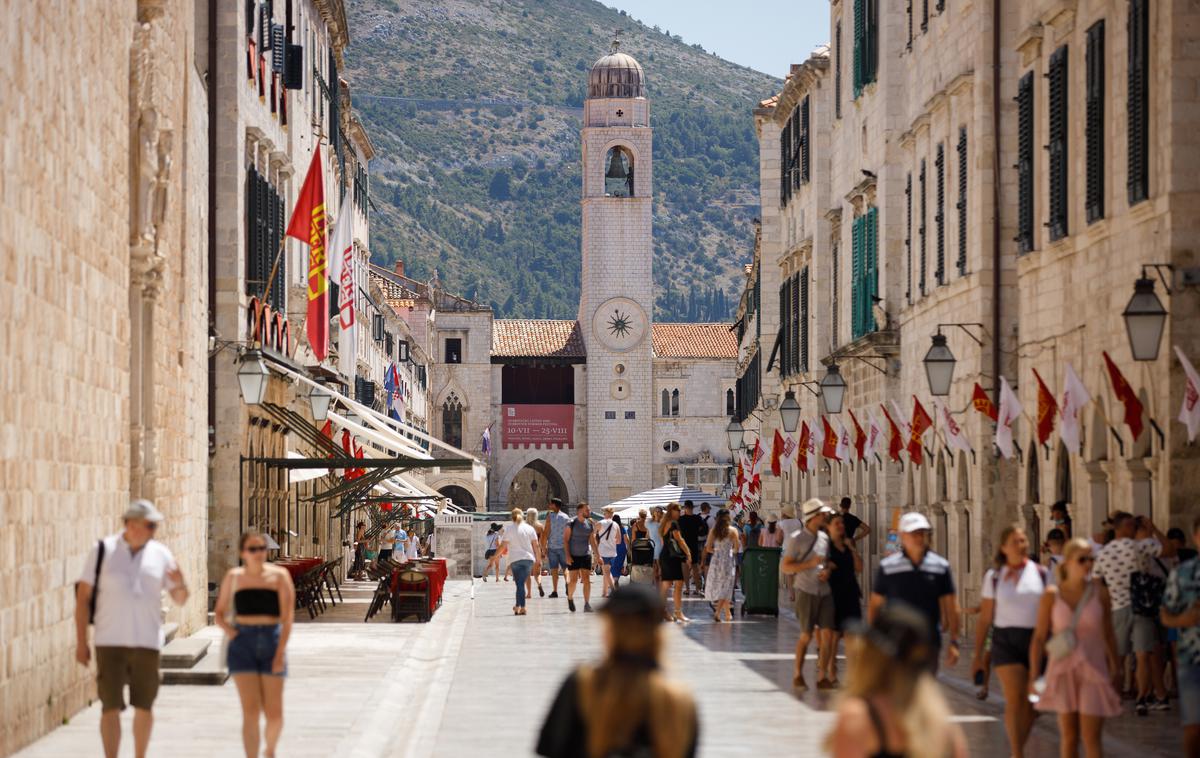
[507,459,569,512]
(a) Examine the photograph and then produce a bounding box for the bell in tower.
[604,146,633,197]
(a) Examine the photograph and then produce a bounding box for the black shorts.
[485,549,497,559]
[570,554,592,571]
[991,626,1034,667]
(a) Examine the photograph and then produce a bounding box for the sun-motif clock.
[592,297,648,352]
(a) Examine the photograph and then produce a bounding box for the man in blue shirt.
[869,512,960,671]
[1163,517,1200,755]
[541,498,572,598]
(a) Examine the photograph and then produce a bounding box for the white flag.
[889,399,913,443]
[835,418,852,462]
[866,409,885,457]
[1059,363,1092,454]
[937,399,973,455]
[782,434,797,471]
[807,419,822,472]
[995,375,1022,459]
[328,209,357,381]
[1176,346,1200,443]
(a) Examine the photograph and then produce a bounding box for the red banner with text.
[502,405,574,449]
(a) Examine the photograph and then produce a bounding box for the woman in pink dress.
[1029,537,1122,758]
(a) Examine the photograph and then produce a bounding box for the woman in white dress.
[704,510,740,622]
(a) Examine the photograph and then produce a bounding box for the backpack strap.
[89,539,107,624]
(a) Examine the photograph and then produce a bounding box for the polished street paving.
[19,577,1180,757]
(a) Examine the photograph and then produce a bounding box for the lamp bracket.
[850,355,888,375]
[797,381,821,398]
[936,323,986,346]
[1140,263,1177,295]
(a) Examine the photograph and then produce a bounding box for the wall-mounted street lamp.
[237,349,270,406]
[818,364,847,414]
[726,418,746,451]
[1123,267,1170,361]
[921,323,985,397]
[779,391,802,433]
[309,382,333,422]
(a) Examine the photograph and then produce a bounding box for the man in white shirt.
[596,506,622,598]
[75,500,189,758]
[378,525,396,562]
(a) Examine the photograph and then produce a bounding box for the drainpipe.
[207,0,218,453]
[991,0,1003,402]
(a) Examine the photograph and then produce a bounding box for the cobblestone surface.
[17,578,1181,757]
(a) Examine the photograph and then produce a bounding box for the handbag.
[1045,581,1092,661]
[1131,558,1168,617]
[665,527,687,560]
[218,572,238,671]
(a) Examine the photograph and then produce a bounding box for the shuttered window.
[779,278,791,376]
[919,160,927,295]
[791,110,802,190]
[957,127,968,275]
[905,173,913,302]
[1127,0,1149,205]
[922,0,929,32]
[853,0,878,97]
[906,0,913,49]
[244,165,285,306]
[1086,21,1105,223]
[1047,46,1069,242]
[799,268,810,373]
[935,143,946,285]
[799,96,811,184]
[851,209,879,339]
[835,22,843,118]
[790,273,801,374]
[831,235,841,349]
[780,118,791,207]
[1017,72,1035,253]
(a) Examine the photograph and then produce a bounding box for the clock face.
[592,297,647,352]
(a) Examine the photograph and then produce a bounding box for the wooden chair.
[391,570,431,623]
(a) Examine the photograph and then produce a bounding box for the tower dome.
[588,43,645,99]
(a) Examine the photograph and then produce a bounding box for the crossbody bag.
[1045,581,1093,661]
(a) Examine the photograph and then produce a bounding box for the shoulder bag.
[1045,581,1093,661]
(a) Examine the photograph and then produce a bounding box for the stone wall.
[0,1,209,752]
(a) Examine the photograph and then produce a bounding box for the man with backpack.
[75,500,190,758]
[596,506,622,598]
[1094,511,1176,715]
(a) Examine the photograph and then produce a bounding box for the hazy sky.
[603,1,830,79]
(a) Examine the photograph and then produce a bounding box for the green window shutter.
[935,143,946,284]
[853,0,866,98]
[800,268,810,373]
[779,281,789,376]
[851,216,864,339]
[1017,71,1035,252]
[905,173,913,302]
[919,160,927,294]
[1047,45,1069,241]
[866,208,879,332]
[957,127,968,275]
[1127,0,1149,205]
[1086,21,1105,223]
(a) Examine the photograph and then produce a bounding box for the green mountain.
[343,0,781,321]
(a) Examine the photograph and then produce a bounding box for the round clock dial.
[592,297,647,352]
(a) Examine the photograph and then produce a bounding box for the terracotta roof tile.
[492,320,586,358]
[758,94,780,109]
[371,271,422,310]
[652,323,738,359]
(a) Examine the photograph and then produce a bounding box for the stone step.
[163,622,179,643]
[161,649,228,685]
[159,638,211,669]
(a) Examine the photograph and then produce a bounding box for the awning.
[609,484,728,520]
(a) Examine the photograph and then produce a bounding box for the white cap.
[802,498,835,519]
[123,499,165,523]
[899,512,933,533]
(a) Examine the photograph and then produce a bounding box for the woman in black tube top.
[214,531,296,758]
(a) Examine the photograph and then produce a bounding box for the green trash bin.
[740,546,781,617]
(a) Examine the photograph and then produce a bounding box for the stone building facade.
[0,0,209,752]
[743,0,1200,609]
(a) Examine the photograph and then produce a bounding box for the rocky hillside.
[344,0,781,320]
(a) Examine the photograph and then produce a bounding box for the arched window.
[442,394,463,449]
[604,146,634,197]
[661,389,670,417]
[663,440,680,453]
[671,388,680,416]
[725,388,735,416]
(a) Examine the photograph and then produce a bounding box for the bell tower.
[579,40,654,505]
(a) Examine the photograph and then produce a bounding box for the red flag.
[821,417,840,460]
[1033,368,1058,445]
[749,437,763,494]
[972,382,999,421]
[908,397,933,466]
[287,146,329,362]
[797,422,811,472]
[848,409,867,461]
[880,404,903,462]
[770,429,784,476]
[1102,351,1145,440]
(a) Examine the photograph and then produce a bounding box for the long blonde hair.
[827,637,955,758]
[578,615,695,758]
[1057,537,1091,584]
[510,508,524,523]
[525,507,541,529]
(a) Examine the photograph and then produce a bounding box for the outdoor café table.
[274,557,321,581]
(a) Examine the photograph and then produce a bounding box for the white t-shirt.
[407,535,420,559]
[596,518,621,558]
[78,535,179,650]
[501,522,540,563]
[379,530,395,550]
[981,562,1049,629]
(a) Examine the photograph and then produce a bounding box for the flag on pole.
[810,419,824,470]
[771,428,785,477]
[835,418,852,462]
[972,382,999,421]
[1033,368,1058,446]
[908,398,934,466]
[880,404,904,462]
[848,409,867,461]
[867,409,885,458]
[937,399,973,455]
[821,417,840,460]
[286,146,329,362]
[782,433,797,471]
[327,206,356,379]
[996,375,1022,459]
[1176,347,1200,443]
[748,439,763,494]
[798,421,812,472]
[481,425,492,456]
[1102,351,1145,440]
[1060,363,1091,454]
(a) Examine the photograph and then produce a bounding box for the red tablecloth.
[274,557,322,580]
[387,559,445,618]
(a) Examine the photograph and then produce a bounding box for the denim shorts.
[1181,664,1200,727]
[546,547,568,571]
[227,624,286,677]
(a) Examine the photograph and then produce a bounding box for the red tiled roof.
[371,271,422,310]
[492,320,586,358]
[652,323,738,359]
[758,94,780,109]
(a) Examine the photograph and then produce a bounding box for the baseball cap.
[802,498,835,519]
[123,499,165,523]
[899,512,932,533]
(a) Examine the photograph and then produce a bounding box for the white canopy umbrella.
[286,451,329,483]
[609,485,728,521]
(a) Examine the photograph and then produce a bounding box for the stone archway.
[507,459,569,512]
[439,485,477,512]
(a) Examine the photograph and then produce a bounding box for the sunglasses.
[1076,556,1094,564]
[146,522,158,531]
[245,545,268,554]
